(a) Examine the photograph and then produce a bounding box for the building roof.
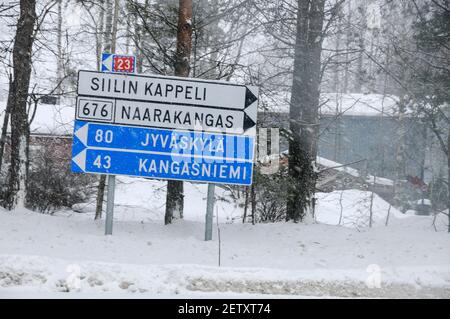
[261,92,407,117]
[316,156,394,187]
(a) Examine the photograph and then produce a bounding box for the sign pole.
[105,174,116,235]
[100,52,136,235]
[205,183,215,241]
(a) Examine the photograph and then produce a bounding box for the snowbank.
[1,254,449,298]
[315,189,406,228]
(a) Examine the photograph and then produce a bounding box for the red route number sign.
[113,55,135,73]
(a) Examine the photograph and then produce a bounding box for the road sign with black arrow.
[76,70,258,135]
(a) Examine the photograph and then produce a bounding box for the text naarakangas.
[115,100,243,133]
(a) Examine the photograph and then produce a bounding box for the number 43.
[93,155,111,169]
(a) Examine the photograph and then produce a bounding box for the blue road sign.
[71,120,255,185]
[72,148,253,185]
[73,120,253,160]
[101,53,136,73]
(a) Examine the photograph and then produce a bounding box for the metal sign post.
[101,53,135,235]
[105,174,115,235]
[205,183,215,241]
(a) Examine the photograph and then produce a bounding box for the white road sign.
[76,70,258,135]
[78,70,258,110]
[76,96,257,134]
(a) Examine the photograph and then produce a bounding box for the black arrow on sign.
[245,87,258,108]
[242,86,258,132]
[243,113,256,131]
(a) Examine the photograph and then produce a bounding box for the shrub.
[26,138,95,213]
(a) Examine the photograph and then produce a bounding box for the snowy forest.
[0,0,449,299]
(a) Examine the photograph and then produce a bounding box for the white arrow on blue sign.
[101,53,113,72]
[71,120,255,185]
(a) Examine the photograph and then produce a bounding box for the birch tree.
[6,0,36,209]
[95,0,119,220]
[56,0,63,98]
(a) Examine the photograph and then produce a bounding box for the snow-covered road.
[0,204,449,298]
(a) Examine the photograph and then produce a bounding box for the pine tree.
[164,0,193,224]
[412,1,450,231]
[286,0,325,222]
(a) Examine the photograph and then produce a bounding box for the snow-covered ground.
[315,189,405,228]
[0,177,449,298]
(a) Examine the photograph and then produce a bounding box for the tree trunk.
[250,183,256,225]
[393,95,407,210]
[94,0,107,219]
[103,0,113,53]
[286,0,324,222]
[125,3,131,54]
[447,129,450,233]
[7,0,36,209]
[164,0,193,225]
[369,176,376,228]
[355,3,366,93]
[95,0,118,220]
[333,6,342,93]
[355,42,364,92]
[94,175,106,220]
[133,4,143,74]
[0,75,13,173]
[96,0,105,70]
[333,7,342,162]
[110,0,119,53]
[56,0,63,99]
[242,187,249,223]
[343,1,352,93]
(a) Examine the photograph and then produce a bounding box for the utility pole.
[165,0,193,225]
